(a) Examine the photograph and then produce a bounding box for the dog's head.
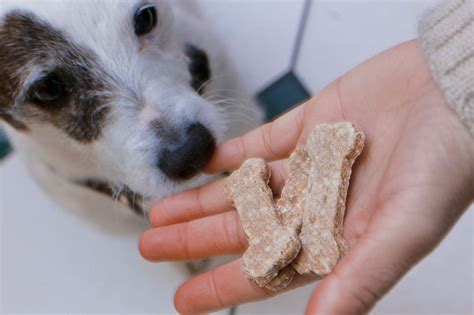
[0,0,261,201]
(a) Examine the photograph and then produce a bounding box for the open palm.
[140,40,474,314]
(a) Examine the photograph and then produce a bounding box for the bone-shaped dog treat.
[224,158,301,285]
[291,122,364,276]
[225,122,364,289]
[266,123,364,284]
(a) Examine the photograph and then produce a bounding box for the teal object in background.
[257,71,310,121]
[257,0,312,122]
[0,128,13,160]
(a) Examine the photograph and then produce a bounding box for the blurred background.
[1,0,473,313]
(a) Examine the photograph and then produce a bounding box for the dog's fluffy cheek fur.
[90,106,159,198]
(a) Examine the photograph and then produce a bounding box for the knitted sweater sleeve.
[419,0,474,138]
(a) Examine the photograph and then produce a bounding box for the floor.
[2,0,473,314]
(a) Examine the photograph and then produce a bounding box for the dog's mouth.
[75,179,148,216]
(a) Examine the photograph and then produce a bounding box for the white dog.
[0,0,262,230]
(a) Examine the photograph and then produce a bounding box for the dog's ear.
[0,96,28,131]
[0,13,28,131]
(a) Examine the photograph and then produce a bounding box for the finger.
[204,103,306,174]
[268,158,289,196]
[305,203,441,315]
[174,259,315,313]
[140,210,247,261]
[150,177,229,227]
[175,260,269,313]
[150,159,289,227]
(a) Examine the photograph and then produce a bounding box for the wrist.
[413,39,474,190]
[357,39,474,199]
[407,40,474,201]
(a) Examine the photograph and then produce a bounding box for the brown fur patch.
[0,11,111,142]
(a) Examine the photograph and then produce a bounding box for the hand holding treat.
[140,41,474,314]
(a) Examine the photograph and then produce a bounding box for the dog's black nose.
[158,123,216,180]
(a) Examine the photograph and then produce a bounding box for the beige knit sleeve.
[419,0,474,137]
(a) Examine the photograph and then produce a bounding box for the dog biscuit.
[291,122,364,275]
[224,158,301,285]
[225,122,365,289]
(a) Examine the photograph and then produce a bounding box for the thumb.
[305,208,442,315]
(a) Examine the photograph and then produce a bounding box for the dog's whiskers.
[210,97,262,132]
[111,185,125,223]
[196,74,236,95]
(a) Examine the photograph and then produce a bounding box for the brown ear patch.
[0,11,112,142]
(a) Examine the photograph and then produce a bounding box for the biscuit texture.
[224,158,301,285]
[225,122,365,289]
[292,122,364,275]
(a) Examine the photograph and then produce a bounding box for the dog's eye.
[30,75,64,104]
[134,6,157,36]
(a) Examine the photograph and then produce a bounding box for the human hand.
[139,40,474,314]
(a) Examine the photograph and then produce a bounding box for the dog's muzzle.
[158,122,216,180]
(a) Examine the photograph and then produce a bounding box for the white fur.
[1,0,263,227]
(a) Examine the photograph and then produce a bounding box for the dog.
[0,0,263,233]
